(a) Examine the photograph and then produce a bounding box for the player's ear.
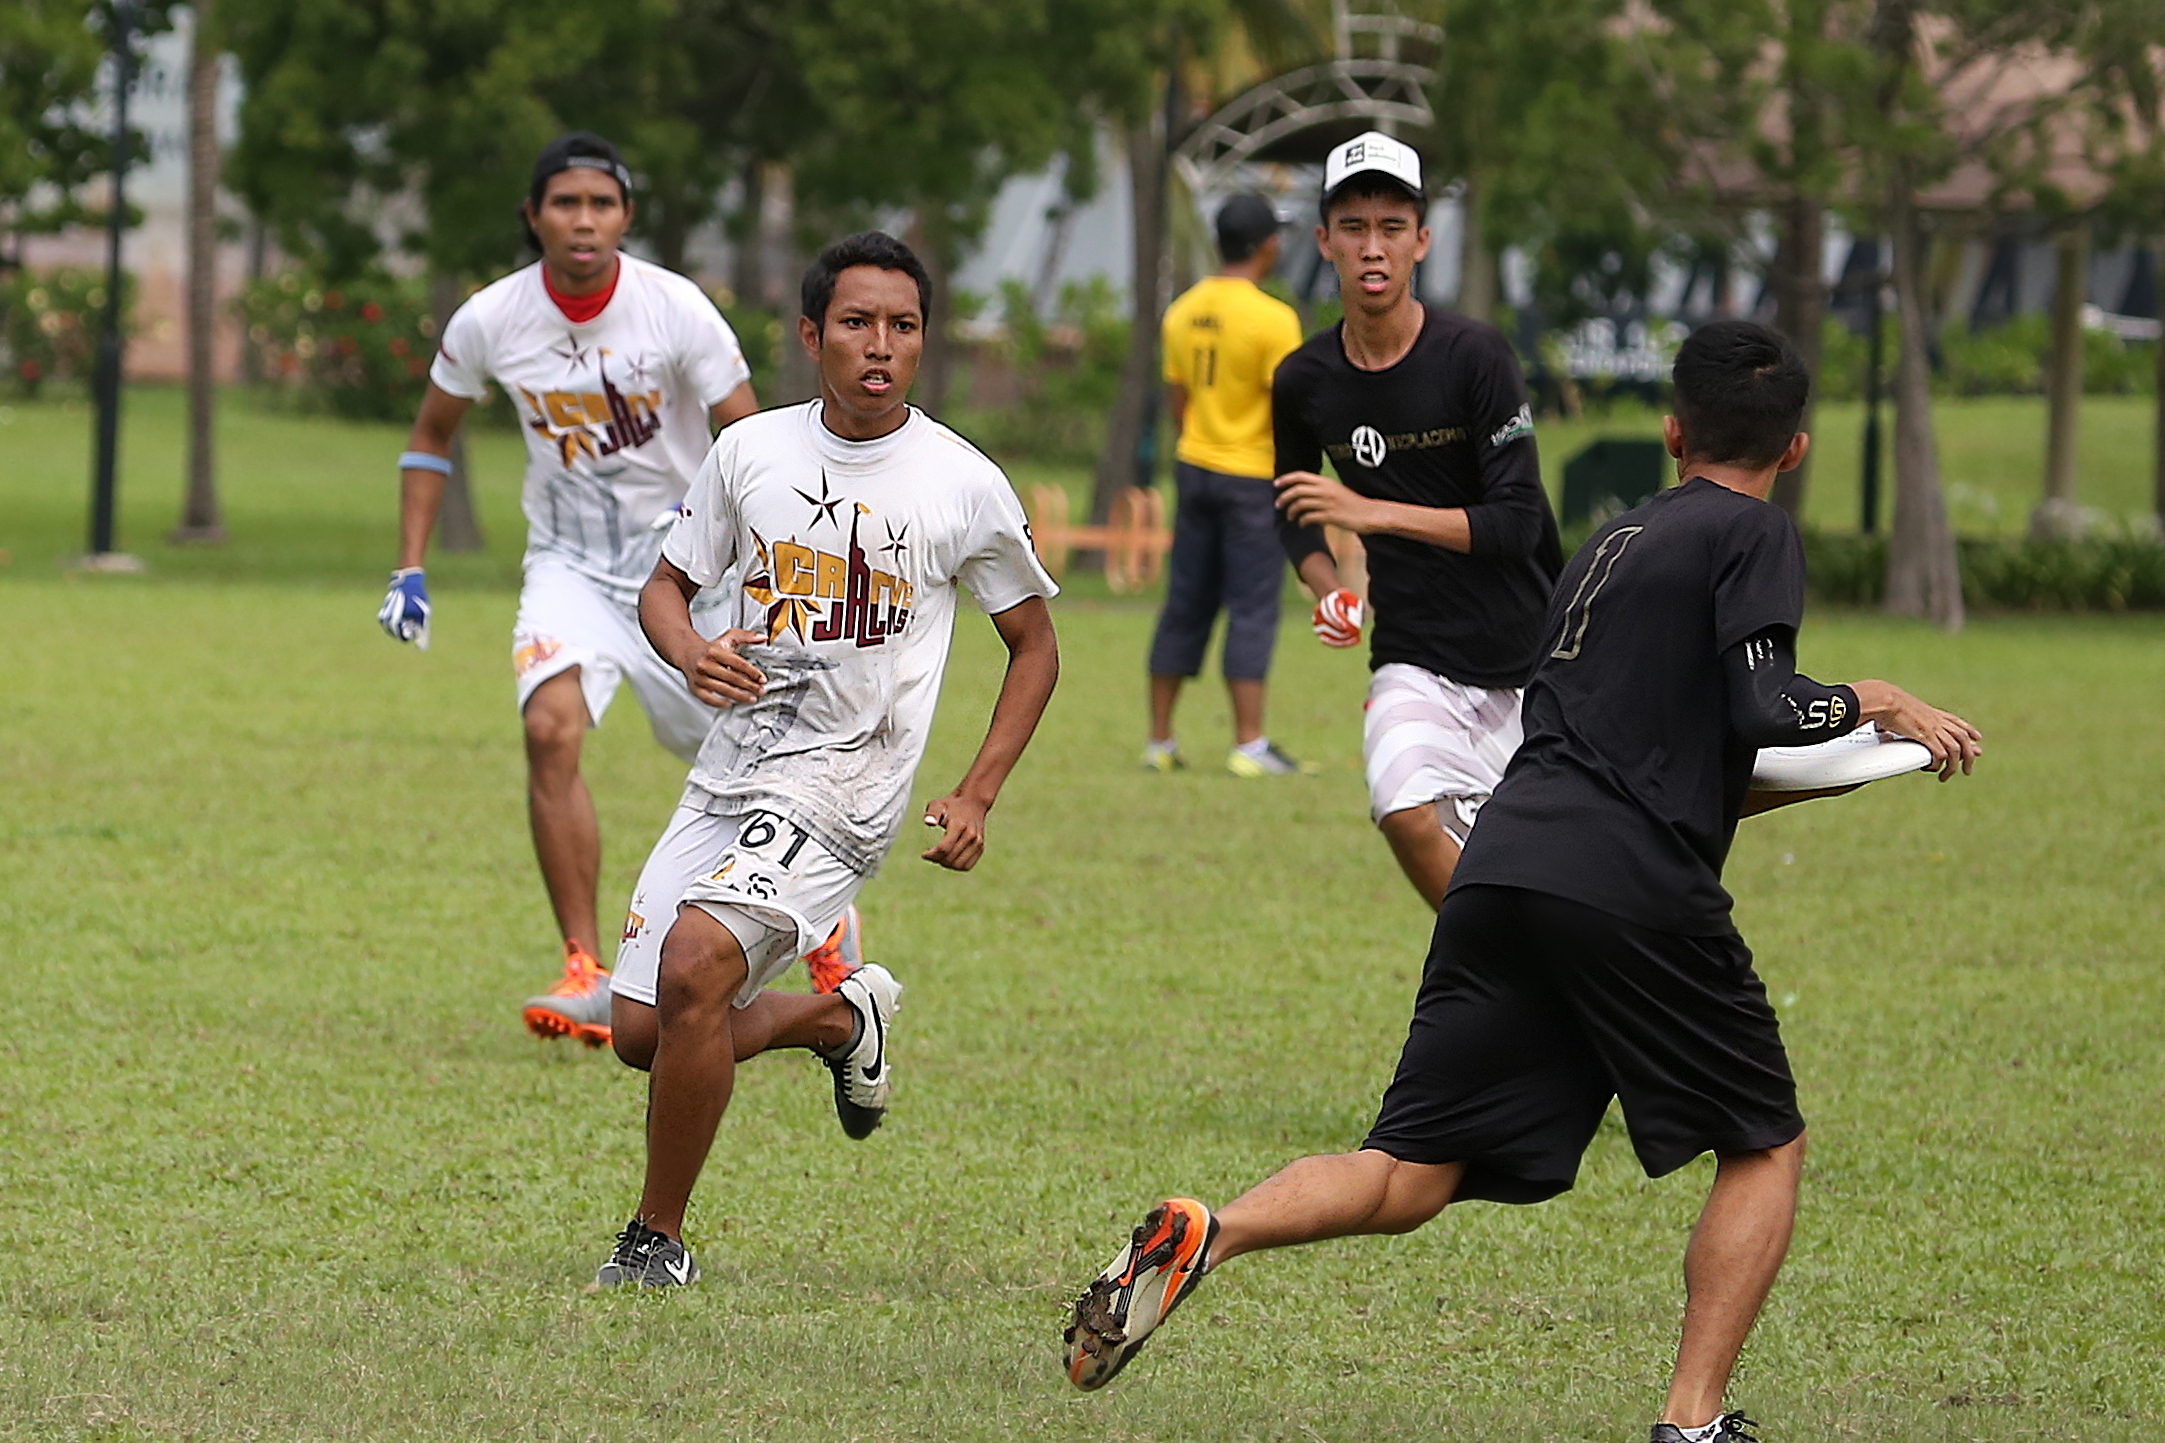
[1314,222,1330,259]
[1661,414,1685,459]
[1777,430,1810,472]
[798,314,821,358]
[1412,224,1432,264]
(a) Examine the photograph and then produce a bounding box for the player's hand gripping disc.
[1751,722,1933,792]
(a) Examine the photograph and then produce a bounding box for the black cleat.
[1650,1412,1760,1443]
[592,1218,700,1289]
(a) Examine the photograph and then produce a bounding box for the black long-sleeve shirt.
[1273,307,1563,688]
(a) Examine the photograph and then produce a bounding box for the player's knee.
[655,911,748,1019]
[522,676,588,761]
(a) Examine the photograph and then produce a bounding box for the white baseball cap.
[1321,131,1425,209]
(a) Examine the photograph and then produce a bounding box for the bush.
[1815,314,2156,402]
[1,268,134,397]
[239,267,437,421]
[956,278,1130,463]
[1803,530,2165,610]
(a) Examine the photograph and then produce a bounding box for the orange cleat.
[804,904,864,994]
[521,940,614,1047]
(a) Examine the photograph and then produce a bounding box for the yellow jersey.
[1160,276,1303,480]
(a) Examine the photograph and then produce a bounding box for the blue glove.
[378,567,431,650]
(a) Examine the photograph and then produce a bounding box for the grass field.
[2,392,2162,1441]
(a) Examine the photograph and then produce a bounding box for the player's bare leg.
[1148,674,1183,744]
[1227,678,1266,748]
[609,989,851,1072]
[1212,1149,1461,1262]
[523,667,602,957]
[636,906,755,1239]
[1377,803,1459,909]
[1662,1134,1805,1429]
[1068,1151,1461,1388]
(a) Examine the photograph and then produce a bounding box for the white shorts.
[610,795,867,1010]
[1362,663,1524,837]
[513,558,719,763]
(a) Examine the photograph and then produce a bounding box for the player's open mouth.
[860,370,893,395]
[1358,269,1390,295]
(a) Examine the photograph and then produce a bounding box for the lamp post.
[1858,245,1888,538]
[86,0,143,571]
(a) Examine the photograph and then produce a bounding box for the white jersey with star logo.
[430,254,751,597]
[662,401,1057,872]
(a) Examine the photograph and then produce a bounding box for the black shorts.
[1363,884,1805,1204]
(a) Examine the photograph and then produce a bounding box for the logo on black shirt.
[1326,423,1470,469]
[1350,426,1387,468]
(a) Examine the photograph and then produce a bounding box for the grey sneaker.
[1650,1412,1759,1443]
[522,942,614,1047]
[1225,741,1319,778]
[594,1218,699,1289]
[824,963,901,1139]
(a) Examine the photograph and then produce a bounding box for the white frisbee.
[1751,723,1933,791]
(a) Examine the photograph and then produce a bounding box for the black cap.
[529,132,632,203]
[1215,194,1281,262]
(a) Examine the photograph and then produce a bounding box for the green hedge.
[1803,530,2165,610]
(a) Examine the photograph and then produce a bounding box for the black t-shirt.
[1450,477,1809,935]
[1273,306,1563,689]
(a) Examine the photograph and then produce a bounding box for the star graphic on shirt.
[794,472,848,531]
[879,519,909,567]
[552,333,593,369]
[623,352,656,390]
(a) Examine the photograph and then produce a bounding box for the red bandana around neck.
[544,259,619,325]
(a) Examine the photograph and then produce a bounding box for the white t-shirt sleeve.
[662,438,741,587]
[673,286,753,411]
[956,473,1059,614]
[428,298,492,400]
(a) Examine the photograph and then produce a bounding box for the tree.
[1085,0,1322,524]
[1647,0,1884,520]
[1383,0,1674,335]
[225,0,626,551]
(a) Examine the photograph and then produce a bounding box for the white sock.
[1235,736,1272,759]
[1147,737,1178,757]
[1675,1416,1724,1443]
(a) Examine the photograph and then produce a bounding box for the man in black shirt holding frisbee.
[1272,131,1563,909]
[1065,321,1983,1441]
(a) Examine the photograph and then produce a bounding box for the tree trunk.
[1769,190,1826,519]
[2156,239,2165,534]
[732,158,764,310]
[764,163,818,404]
[2031,220,2089,539]
[429,271,485,553]
[1882,173,1962,630]
[1456,168,1498,324]
[912,208,956,416]
[1093,115,1168,524]
[174,0,224,543]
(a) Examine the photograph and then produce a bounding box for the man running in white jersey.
[378,133,865,1047]
[591,231,1060,1288]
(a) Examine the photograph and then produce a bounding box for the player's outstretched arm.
[921,596,1059,872]
[1849,680,1984,780]
[639,557,766,708]
[394,384,474,571]
[377,384,475,649]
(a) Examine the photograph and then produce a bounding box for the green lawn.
[1,387,2156,588]
[1,393,2161,1441]
[1536,394,2162,539]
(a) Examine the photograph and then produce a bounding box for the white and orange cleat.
[1064,1198,1217,1390]
[521,941,614,1047]
[804,904,864,994]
